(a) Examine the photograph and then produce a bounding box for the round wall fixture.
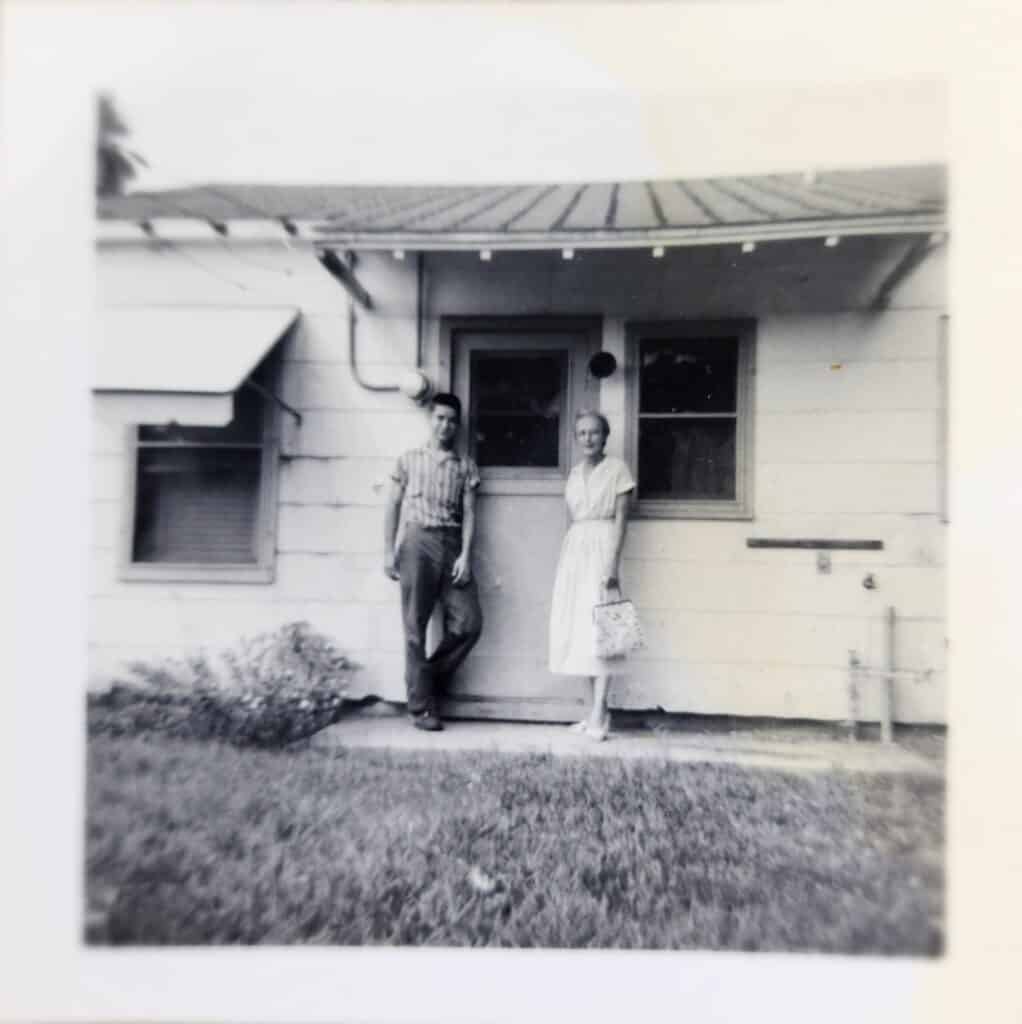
[398,369,433,403]
[588,351,618,379]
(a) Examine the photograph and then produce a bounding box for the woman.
[549,410,636,740]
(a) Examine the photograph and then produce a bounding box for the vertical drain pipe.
[348,299,399,392]
[846,650,861,743]
[882,607,897,744]
[416,251,425,371]
[347,253,431,398]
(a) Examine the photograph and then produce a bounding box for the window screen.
[636,336,739,501]
[131,378,266,565]
[469,350,566,468]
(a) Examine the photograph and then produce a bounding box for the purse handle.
[600,577,623,601]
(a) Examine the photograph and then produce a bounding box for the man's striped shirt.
[391,446,480,528]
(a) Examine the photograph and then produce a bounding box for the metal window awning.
[92,306,300,426]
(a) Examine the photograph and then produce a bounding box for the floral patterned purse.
[593,584,645,659]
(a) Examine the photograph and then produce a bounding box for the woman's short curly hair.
[574,409,610,438]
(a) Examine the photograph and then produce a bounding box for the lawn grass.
[85,735,943,953]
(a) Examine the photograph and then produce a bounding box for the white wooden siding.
[610,663,945,723]
[758,411,938,464]
[624,558,945,619]
[757,359,938,413]
[279,457,396,507]
[757,463,938,516]
[625,514,945,566]
[90,240,947,722]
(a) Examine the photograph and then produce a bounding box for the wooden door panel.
[443,319,599,720]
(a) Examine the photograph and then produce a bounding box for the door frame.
[436,316,604,723]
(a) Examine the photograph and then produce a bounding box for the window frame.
[625,319,756,520]
[467,345,572,476]
[442,316,601,496]
[117,354,282,584]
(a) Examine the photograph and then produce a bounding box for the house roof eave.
[308,213,948,252]
[95,211,947,251]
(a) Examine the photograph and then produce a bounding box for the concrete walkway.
[313,713,942,777]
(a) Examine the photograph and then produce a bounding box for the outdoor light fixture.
[397,368,433,404]
[393,249,405,260]
[652,246,665,258]
[562,248,574,260]
[480,249,492,261]
[825,236,840,247]
[587,351,618,379]
[741,241,756,254]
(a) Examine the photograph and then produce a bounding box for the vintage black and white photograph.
[79,9,954,959]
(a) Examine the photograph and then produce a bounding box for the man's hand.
[384,556,400,581]
[451,552,472,587]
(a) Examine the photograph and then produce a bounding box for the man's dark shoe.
[412,713,444,732]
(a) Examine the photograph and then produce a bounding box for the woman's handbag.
[593,584,645,659]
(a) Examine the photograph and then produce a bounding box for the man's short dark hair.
[430,393,462,420]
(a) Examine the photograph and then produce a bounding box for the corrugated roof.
[97,165,946,248]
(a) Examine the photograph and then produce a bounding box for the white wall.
[422,242,947,722]
[91,235,947,722]
[91,242,427,701]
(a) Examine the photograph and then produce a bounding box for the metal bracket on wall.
[746,539,884,551]
[317,247,374,310]
[870,234,943,312]
[242,377,302,427]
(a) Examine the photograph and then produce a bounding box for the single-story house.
[91,166,948,725]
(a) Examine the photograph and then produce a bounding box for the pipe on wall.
[416,251,425,370]
[347,251,427,394]
[348,299,398,393]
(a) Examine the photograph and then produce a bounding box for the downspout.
[346,251,430,396]
[348,300,398,392]
[416,251,425,370]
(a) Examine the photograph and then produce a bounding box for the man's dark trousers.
[397,523,483,717]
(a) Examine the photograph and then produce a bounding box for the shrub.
[88,622,359,748]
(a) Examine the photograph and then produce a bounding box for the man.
[383,393,483,731]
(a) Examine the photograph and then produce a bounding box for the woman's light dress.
[548,455,636,676]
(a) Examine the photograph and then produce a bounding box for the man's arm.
[451,484,476,586]
[383,478,404,580]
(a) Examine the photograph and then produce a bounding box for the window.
[469,350,566,468]
[447,318,599,494]
[121,355,280,581]
[627,321,754,519]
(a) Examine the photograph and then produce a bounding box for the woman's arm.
[604,492,630,587]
